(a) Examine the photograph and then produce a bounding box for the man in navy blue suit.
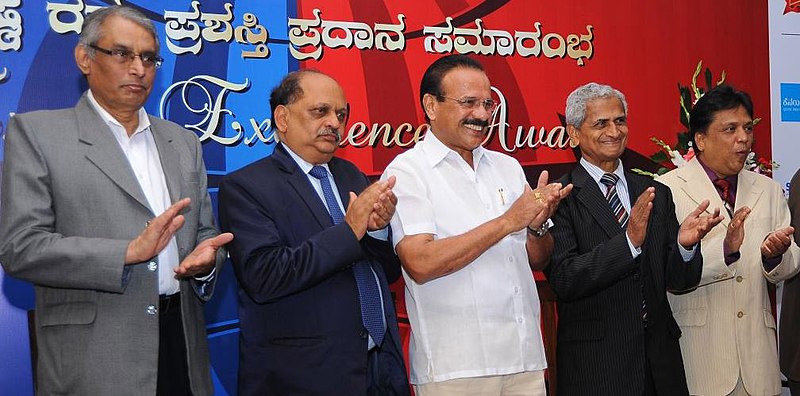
[219,70,409,395]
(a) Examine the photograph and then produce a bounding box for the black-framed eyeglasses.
[88,44,164,69]
[438,95,498,112]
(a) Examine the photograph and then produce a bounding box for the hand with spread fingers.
[723,206,751,254]
[174,232,234,278]
[626,187,655,248]
[761,226,795,259]
[678,200,725,248]
[125,198,191,264]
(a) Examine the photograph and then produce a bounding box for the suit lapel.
[678,158,732,226]
[77,95,152,213]
[735,170,764,215]
[274,144,334,229]
[150,120,182,204]
[573,164,624,237]
[330,158,358,211]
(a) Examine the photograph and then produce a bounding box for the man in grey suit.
[0,6,232,396]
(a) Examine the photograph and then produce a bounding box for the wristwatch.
[527,219,553,238]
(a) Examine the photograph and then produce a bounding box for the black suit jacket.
[218,144,409,396]
[545,164,701,396]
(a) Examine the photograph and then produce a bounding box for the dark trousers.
[157,293,192,396]
[789,378,800,396]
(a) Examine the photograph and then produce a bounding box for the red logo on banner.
[786,0,800,14]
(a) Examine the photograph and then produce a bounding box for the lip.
[462,124,486,134]
[121,84,147,93]
[318,133,339,142]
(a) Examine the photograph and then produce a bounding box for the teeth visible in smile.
[465,124,483,131]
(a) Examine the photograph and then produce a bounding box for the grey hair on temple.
[565,82,628,127]
[78,5,160,56]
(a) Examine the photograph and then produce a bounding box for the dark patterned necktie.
[713,178,734,216]
[309,165,385,346]
[600,173,629,228]
[601,173,647,323]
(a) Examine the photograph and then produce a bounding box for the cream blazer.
[658,158,800,396]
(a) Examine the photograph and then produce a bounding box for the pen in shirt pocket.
[498,188,505,205]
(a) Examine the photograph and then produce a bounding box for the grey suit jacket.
[0,94,225,395]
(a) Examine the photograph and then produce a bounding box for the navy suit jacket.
[218,144,409,396]
[545,164,701,396]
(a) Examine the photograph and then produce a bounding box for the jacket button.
[736,275,743,283]
[146,305,158,315]
[148,261,157,271]
[737,311,744,318]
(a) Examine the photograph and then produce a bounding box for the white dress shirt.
[87,91,180,295]
[580,158,695,260]
[382,131,546,384]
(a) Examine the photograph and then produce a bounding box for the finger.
[537,170,549,189]
[690,200,711,217]
[386,190,398,206]
[559,184,574,199]
[385,175,397,189]
[206,232,234,248]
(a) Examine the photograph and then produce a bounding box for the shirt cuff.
[367,227,389,241]
[193,266,216,282]
[626,234,642,258]
[678,241,697,262]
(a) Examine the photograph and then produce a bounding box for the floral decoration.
[633,60,777,178]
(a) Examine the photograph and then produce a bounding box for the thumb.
[537,170,549,188]
[347,191,358,211]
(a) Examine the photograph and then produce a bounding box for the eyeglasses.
[438,95,498,112]
[88,44,164,69]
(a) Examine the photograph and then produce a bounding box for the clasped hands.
[125,198,234,278]
[503,171,573,233]
[345,176,398,239]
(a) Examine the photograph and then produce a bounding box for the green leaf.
[679,86,692,128]
[651,151,669,163]
[657,167,671,175]
[677,132,691,149]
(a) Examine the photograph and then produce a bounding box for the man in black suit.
[219,70,409,395]
[545,82,722,395]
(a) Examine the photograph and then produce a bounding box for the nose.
[607,123,623,138]
[734,126,750,142]
[324,111,342,130]
[128,56,146,77]
[472,103,492,121]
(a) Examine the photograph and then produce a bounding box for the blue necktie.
[309,165,385,346]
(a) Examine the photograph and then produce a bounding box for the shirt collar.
[580,157,625,185]
[696,155,738,188]
[86,90,151,137]
[281,143,331,176]
[421,128,489,169]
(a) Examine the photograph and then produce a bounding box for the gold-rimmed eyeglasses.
[438,95,498,112]
[88,44,164,69]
